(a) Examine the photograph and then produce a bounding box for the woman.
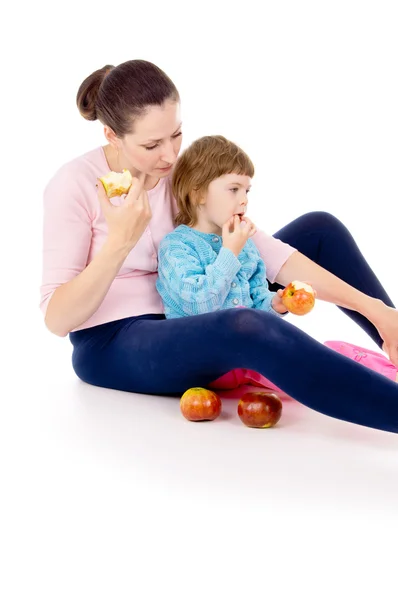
[41,59,398,433]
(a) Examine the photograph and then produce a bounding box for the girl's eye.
[230,188,239,193]
[145,131,182,151]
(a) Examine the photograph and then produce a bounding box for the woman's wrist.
[361,297,391,331]
[349,294,385,321]
[103,236,135,261]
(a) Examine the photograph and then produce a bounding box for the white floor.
[4,311,398,599]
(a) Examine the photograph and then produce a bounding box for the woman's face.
[118,100,182,178]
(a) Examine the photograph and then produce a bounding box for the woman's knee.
[219,308,283,341]
[299,211,348,235]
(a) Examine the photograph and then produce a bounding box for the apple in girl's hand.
[281,280,315,316]
[180,387,222,421]
[99,169,133,198]
[238,391,282,428]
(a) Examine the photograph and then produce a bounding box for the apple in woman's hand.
[238,391,282,428]
[180,387,222,421]
[281,280,315,316]
[99,169,133,198]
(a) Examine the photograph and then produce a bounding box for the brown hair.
[76,60,180,137]
[173,135,255,227]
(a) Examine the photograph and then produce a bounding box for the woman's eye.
[145,132,181,151]
[230,188,239,193]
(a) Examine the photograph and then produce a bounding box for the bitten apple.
[99,169,133,198]
[281,280,315,316]
[238,391,282,428]
[180,387,222,421]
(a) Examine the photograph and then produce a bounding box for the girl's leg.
[269,211,395,348]
[70,310,398,434]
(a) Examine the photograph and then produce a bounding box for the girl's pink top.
[40,147,297,331]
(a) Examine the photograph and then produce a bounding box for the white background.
[2,1,398,598]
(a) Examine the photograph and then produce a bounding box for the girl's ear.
[191,189,205,206]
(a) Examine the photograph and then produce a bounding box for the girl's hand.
[97,171,152,251]
[222,216,257,257]
[273,282,317,314]
[271,289,288,314]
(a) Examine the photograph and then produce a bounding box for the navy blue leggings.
[70,212,398,433]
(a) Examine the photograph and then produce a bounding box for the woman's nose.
[161,141,177,164]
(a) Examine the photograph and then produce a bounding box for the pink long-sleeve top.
[40,147,297,332]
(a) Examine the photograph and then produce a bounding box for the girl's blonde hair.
[172,135,255,227]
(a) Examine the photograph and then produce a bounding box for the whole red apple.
[238,391,282,428]
[281,280,315,316]
[180,387,222,421]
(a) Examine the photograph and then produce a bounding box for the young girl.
[156,135,398,390]
[156,136,290,320]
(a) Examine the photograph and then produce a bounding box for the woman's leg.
[269,211,395,348]
[70,310,398,434]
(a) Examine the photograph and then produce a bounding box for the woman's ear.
[103,126,119,148]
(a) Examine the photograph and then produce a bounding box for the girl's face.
[195,173,252,233]
[108,100,183,178]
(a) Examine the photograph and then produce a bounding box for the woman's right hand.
[97,171,152,251]
[222,215,257,256]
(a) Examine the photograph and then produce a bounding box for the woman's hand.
[222,216,257,257]
[371,305,398,367]
[97,171,152,251]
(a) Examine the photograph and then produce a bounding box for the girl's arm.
[249,258,284,315]
[156,237,241,316]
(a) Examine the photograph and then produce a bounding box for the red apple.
[180,387,222,421]
[281,280,315,316]
[238,391,282,428]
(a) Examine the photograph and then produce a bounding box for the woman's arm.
[45,240,132,337]
[275,249,398,366]
[275,250,384,320]
[253,228,398,364]
[41,170,151,337]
